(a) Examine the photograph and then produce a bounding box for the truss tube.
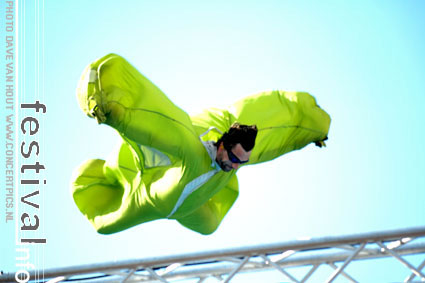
[60,241,425,283]
[155,242,425,281]
[6,243,425,282]
[1,226,425,282]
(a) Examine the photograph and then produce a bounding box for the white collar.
[201,141,221,171]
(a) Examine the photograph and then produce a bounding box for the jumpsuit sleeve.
[177,174,239,235]
[191,90,331,165]
[76,53,204,162]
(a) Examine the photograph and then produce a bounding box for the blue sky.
[1,0,425,281]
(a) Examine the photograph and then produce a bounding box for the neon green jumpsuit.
[72,53,331,235]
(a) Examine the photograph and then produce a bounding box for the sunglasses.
[226,148,249,164]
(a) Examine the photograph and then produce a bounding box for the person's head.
[215,123,258,172]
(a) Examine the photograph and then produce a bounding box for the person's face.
[216,143,252,172]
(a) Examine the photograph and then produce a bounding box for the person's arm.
[76,53,204,162]
[191,90,331,165]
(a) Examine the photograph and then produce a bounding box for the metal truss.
[1,227,425,283]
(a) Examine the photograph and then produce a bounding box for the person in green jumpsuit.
[72,53,331,235]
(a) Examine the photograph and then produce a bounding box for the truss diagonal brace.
[260,254,299,282]
[326,242,366,283]
[146,267,169,283]
[120,268,136,283]
[327,262,357,283]
[404,259,425,282]
[377,241,425,280]
[222,256,249,283]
